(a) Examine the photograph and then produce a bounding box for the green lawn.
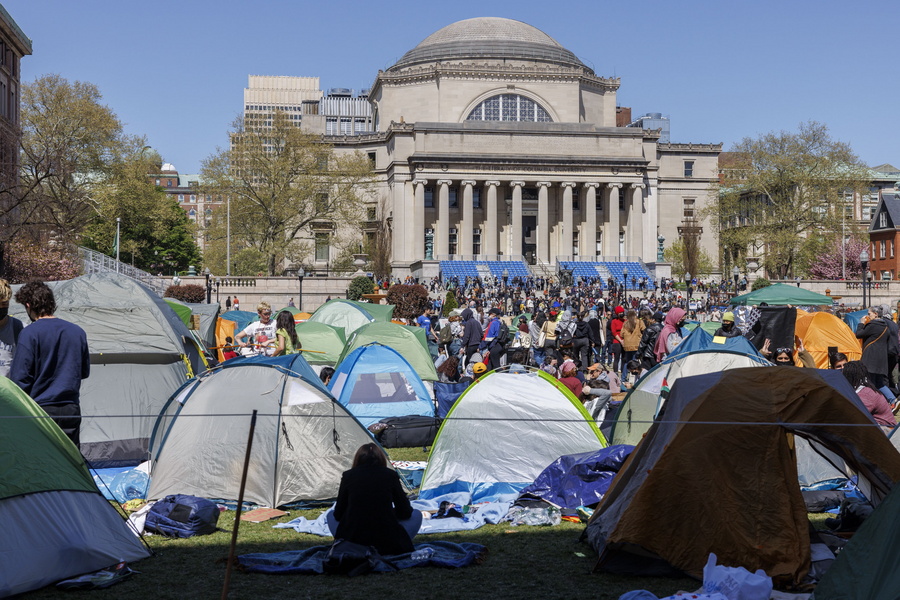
[24,447,701,599]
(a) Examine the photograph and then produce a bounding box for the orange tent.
[795,310,862,368]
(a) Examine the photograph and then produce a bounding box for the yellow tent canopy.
[795,310,861,368]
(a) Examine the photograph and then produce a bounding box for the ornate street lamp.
[204,267,212,304]
[297,267,306,312]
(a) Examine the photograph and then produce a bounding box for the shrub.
[165,283,206,303]
[347,275,374,301]
[442,290,458,316]
[751,277,772,291]
[2,241,81,283]
[385,284,430,320]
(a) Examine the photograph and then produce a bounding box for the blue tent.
[518,445,634,509]
[220,309,259,334]
[669,325,764,360]
[328,343,434,427]
[842,309,868,331]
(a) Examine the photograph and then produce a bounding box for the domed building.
[329,17,720,279]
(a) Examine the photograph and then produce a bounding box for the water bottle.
[410,547,434,561]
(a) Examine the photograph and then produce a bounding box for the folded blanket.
[238,541,487,574]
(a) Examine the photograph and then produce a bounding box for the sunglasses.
[775,348,793,354]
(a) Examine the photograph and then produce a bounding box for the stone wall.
[770,280,897,308]
[169,275,359,313]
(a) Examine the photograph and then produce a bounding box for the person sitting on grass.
[327,443,421,555]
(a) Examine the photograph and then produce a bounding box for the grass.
[23,446,700,599]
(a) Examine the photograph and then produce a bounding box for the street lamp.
[215,277,220,303]
[623,265,629,304]
[732,266,740,292]
[860,250,869,308]
[204,267,212,304]
[297,267,305,312]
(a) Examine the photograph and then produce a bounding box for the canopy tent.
[338,321,437,381]
[308,299,394,335]
[0,378,149,596]
[609,347,770,446]
[419,369,606,503]
[294,321,346,365]
[9,273,202,467]
[794,310,862,368]
[328,343,435,427]
[148,354,382,507]
[730,283,834,306]
[587,367,900,586]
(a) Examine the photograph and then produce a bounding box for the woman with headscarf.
[653,307,686,363]
[558,359,583,398]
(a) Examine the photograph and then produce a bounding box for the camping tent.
[609,343,769,446]
[328,343,434,427]
[308,299,394,335]
[419,369,606,503]
[587,367,900,585]
[9,273,202,467]
[730,283,833,306]
[294,321,346,365]
[338,321,437,381]
[794,310,861,368]
[148,354,382,507]
[668,326,764,359]
[0,378,150,597]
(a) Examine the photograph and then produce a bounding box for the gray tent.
[148,354,383,507]
[10,273,202,466]
[167,298,220,348]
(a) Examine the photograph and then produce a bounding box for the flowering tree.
[2,241,80,283]
[807,236,867,280]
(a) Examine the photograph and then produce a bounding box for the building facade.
[868,186,900,281]
[147,163,223,253]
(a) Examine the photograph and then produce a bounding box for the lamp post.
[297,267,305,312]
[860,250,869,308]
[215,277,220,303]
[732,266,740,293]
[623,265,629,304]
[204,267,212,304]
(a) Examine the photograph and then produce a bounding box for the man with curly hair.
[10,281,90,446]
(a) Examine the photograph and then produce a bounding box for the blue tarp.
[668,326,764,360]
[238,540,487,574]
[518,445,634,509]
[843,309,868,331]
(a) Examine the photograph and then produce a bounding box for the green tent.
[0,378,150,596]
[308,299,394,335]
[338,321,438,381]
[730,283,833,306]
[164,299,193,327]
[278,306,301,316]
[294,321,346,365]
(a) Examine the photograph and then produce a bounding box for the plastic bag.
[702,553,773,600]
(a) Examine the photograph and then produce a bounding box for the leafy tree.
[663,238,715,280]
[806,234,867,280]
[164,284,206,303]
[386,284,430,320]
[751,277,772,291]
[348,275,374,301]
[714,121,869,279]
[442,290,458,316]
[200,112,376,275]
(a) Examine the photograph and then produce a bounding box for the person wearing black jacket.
[636,312,664,370]
[328,443,421,555]
[572,311,593,369]
[460,307,483,365]
[856,308,896,400]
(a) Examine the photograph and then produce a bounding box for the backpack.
[438,323,453,345]
[495,322,510,346]
[557,322,575,348]
[145,494,220,538]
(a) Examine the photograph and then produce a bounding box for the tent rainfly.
[338,321,438,381]
[730,283,834,306]
[308,299,394,335]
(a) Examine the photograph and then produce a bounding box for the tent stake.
[221,409,257,600]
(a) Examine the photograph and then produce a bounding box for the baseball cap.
[614,305,625,314]
[473,362,488,375]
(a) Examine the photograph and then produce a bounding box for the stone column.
[413,179,427,261]
[510,181,525,257]
[537,181,551,264]
[643,180,658,261]
[582,183,600,257]
[629,183,645,258]
[485,181,500,256]
[436,180,452,258]
[561,182,576,258]
[460,180,475,257]
[607,183,622,258]
[393,181,408,263]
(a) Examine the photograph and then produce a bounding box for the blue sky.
[6,0,898,174]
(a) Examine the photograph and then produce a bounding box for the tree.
[348,275,374,301]
[442,290,458,317]
[714,121,869,279]
[806,234,868,280]
[386,284,430,320]
[3,239,81,283]
[200,112,376,275]
[663,238,715,280]
[751,277,772,291]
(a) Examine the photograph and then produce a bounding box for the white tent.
[418,369,606,503]
[0,378,149,597]
[148,354,383,507]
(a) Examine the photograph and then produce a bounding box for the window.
[473,228,482,255]
[863,206,876,221]
[367,152,376,167]
[880,212,888,228]
[167,180,172,187]
[325,117,337,135]
[572,231,579,256]
[424,186,434,208]
[449,187,458,209]
[315,232,329,261]
[684,161,694,177]
[449,228,458,255]
[155,178,160,185]
[683,198,696,219]
[315,193,329,212]
[466,94,552,122]
[339,117,352,135]
[881,240,887,259]
[892,240,895,258]
[178,194,184,202]
[472,187,482,209]
[190,194,196,202]
[883,271,893,281]
[366,207,376,221]
[354,119,367,134]
[572,188,580,211]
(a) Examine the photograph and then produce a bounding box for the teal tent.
[730,283,833,306]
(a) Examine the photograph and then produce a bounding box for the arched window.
[466,94,552,122]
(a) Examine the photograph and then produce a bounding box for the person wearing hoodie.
[460,308,483,365]
[713,312,743,338]
[855,307,896,400]
[653,307,686,363]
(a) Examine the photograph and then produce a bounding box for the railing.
[555,255,644,263]
[436,254,528,263]
[77,246,168,297]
